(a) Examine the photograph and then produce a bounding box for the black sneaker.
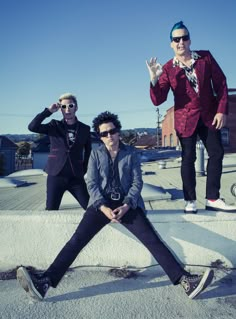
[180,268,214,299]
[17,266,50,301]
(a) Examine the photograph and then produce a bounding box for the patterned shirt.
[173,51,201,93]
[66,123,77,146]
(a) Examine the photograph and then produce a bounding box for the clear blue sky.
[1,0,236,134]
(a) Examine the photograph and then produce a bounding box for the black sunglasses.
[172,35,190,43]
[60,103,76,109]
[99,127,119,138]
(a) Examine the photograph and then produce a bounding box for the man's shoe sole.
[17,267,43,301]
[189,268,214,299]
[206,206,236,212]
[184,210,198,214]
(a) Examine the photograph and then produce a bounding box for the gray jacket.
[86,142,145,211]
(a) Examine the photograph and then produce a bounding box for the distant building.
[31,135,50,170]
[161,88,236,152]
[31,133,101,170]
[161,108,179,148]
[134,134,157,149]
[0,135,18,176]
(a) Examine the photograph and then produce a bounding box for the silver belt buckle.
[111,192,121,201]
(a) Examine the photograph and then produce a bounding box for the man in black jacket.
[28,93,91,210]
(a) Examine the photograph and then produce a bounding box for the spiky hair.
[92,111,122,133]
[58,93,78,106]
[170,21,190,41]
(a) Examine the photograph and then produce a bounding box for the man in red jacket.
[146,21,236,213]
[28,93,91,210]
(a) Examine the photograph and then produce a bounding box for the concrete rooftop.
[1,152,236,318]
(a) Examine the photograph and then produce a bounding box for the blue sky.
[1,0,236,134]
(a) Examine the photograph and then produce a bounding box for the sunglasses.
[172,35,190,43]
[60,103,76,109]
[99,127,119,138]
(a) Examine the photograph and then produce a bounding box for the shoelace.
[180,279,190,292]
[180,275,200,291]
[32,274,51,286]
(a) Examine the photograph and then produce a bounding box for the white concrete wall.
[0,210,236,271]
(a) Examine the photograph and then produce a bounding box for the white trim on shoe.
[206,198,236,212]
[189,268,214,299]
[184,200,198,214]
[17,266,43,301]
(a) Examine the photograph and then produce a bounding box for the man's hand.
[112,204,130,223]
[99,205,119,223]
[48,103,60,113]
[212,113,227,129]
[146,57,163,82]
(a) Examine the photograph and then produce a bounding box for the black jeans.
[178,118,224,201]
[45,203,187,288]
[46,175,89,210]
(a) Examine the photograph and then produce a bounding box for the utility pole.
[156,108,161,148]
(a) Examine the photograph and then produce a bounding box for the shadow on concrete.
[46,267,236,303]
[104,209,236,300]
[46,269,170,303]
[165,188,183,199]
[18,182,37,187]
[222,170,236,175]
[142,171,156,175]
[147,209,236,267]
[199,270,236,300]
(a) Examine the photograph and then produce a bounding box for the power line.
[0,108,156,119]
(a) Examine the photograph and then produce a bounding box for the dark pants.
[45,203,187,288]
[46,175,89,210]
[178,118,224,201]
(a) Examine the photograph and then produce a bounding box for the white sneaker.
[184,200,197,214]
[206,198,236,212]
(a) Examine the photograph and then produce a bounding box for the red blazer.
[150,50,228,137]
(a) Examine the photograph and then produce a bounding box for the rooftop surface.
[1,152,236,211]
[1,152,236,318]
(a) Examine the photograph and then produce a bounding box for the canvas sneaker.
[206,198,236,212]
[184,200,197,214]
[17,266,51,301]
[180,268,214,299]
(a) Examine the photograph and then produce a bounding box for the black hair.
[92,111,122,134]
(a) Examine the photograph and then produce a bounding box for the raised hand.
[48,103,60,113]
[146,57,163,81]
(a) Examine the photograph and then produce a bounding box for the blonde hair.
[59,93,78,106]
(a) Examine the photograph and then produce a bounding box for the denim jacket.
[86,142,145,211]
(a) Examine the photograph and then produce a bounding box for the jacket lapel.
[195,57,206,94]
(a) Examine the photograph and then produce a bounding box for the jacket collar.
[98,141,126,152]
[173,51,201,68]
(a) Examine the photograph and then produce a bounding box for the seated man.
[17,111,214,301]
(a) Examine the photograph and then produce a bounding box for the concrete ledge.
[1,209,236,271]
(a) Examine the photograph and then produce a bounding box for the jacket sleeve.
[150,66,171,106]
[83,128,92,174]
[86,150,107,209]
[28,108,53,134]
[122,149,143,209]
[208,51,228,114]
